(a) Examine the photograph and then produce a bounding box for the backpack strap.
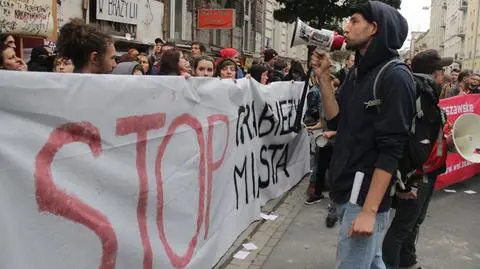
[367,58,412,112]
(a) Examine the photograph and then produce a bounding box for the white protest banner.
[0,72,309,269]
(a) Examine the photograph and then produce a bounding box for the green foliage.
[273,0,402,29]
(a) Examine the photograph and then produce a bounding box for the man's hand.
[312,54,333,87]
[323,131,337,139]
[396,191,417,200]
[349,211,376,237]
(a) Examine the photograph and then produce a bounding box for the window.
[174,0,183,39]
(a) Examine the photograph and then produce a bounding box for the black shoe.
[304,194,324,205]
[325,216,338,228]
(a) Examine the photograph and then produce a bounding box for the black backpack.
[372,59,445,190]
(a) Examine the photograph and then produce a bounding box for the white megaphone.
[452,113,480,163]
[291,18,346,51]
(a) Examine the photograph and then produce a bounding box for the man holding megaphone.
[312,1,415,268]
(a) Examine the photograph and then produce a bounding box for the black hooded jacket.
[326,1,416,212]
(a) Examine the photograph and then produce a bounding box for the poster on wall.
[0,0,57,37]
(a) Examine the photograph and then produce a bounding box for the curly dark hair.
[56,18,113,70]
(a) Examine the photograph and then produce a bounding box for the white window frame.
[170,0,187,40]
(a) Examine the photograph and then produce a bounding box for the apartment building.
[410,31,427,57]
[430,0,448,54]
[264,0,308,65]
[464,0,480,72]
[443,0,467,69]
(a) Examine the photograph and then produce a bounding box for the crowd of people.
[0,18,309,86]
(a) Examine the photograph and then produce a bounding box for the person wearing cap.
[264,48,278,70]
[219,48,244,79]
[382,49,452,269]
[312,1,416,268]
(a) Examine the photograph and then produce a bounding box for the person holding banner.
[56,19,117,74]
[192,56,215,77]
[313,2,415,268]
[0,45,26,71]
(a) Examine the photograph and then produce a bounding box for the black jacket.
[327,1,416,212]
[268,70,285,83]
[335,68,348,85]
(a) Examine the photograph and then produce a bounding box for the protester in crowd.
[215,58,237,79]
[248,64,269,84]
[445,69,472,97]
[151,41,177,75]
[304,50,334,205]
[460,72,480,95]
[1,34,16,48]
[137,53,150,75]
[383,49,452,269]
[284,60,306,81]
[161,42,176,53]
[149,38,164,74]
[440,74,452,99]
[128,49,139,60]
[268,59,286,83]
[192,56,215,77]
[56,18,117,74]
[0,45,26,71]
[112,61,144,75]
[157,49,189,76]
[313,2,415,267]
[335,54,355,85]
[154,37,165,56]
[264,49,278,71]
[191,41,206,58]
[53,57,75,73]
[27,46,52,72]
[449,68,460,87]
[284,62,291,77]
[219,48,244,78]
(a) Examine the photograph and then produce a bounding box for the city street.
[224,176,480,269]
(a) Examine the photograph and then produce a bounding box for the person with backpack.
[382,49,453,269]
[312,2,416,268]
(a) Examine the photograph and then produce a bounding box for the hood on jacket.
[351,1,408,77]
[113,61,142,75]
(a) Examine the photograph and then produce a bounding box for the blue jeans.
[336,202,389,269]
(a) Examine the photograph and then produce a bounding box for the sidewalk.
[221,176,480,269]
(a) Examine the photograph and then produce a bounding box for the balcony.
[459,0,468,11]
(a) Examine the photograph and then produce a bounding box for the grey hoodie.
[112,62,142,75]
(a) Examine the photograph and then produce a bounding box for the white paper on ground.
[260,213,278,220]
[444,189,457,193]
[349,171,365,204]
[464,190,477,194]
[233,251,250,260]
[242,243,258,250]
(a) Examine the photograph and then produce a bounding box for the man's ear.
[368,22,378,36]
[89,51,99,66]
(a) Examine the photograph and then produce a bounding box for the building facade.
[264,0,308,65]
[443,0,467,69]
[430,0,447,54]
[464,0,480,72]
[410,31,427,58]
